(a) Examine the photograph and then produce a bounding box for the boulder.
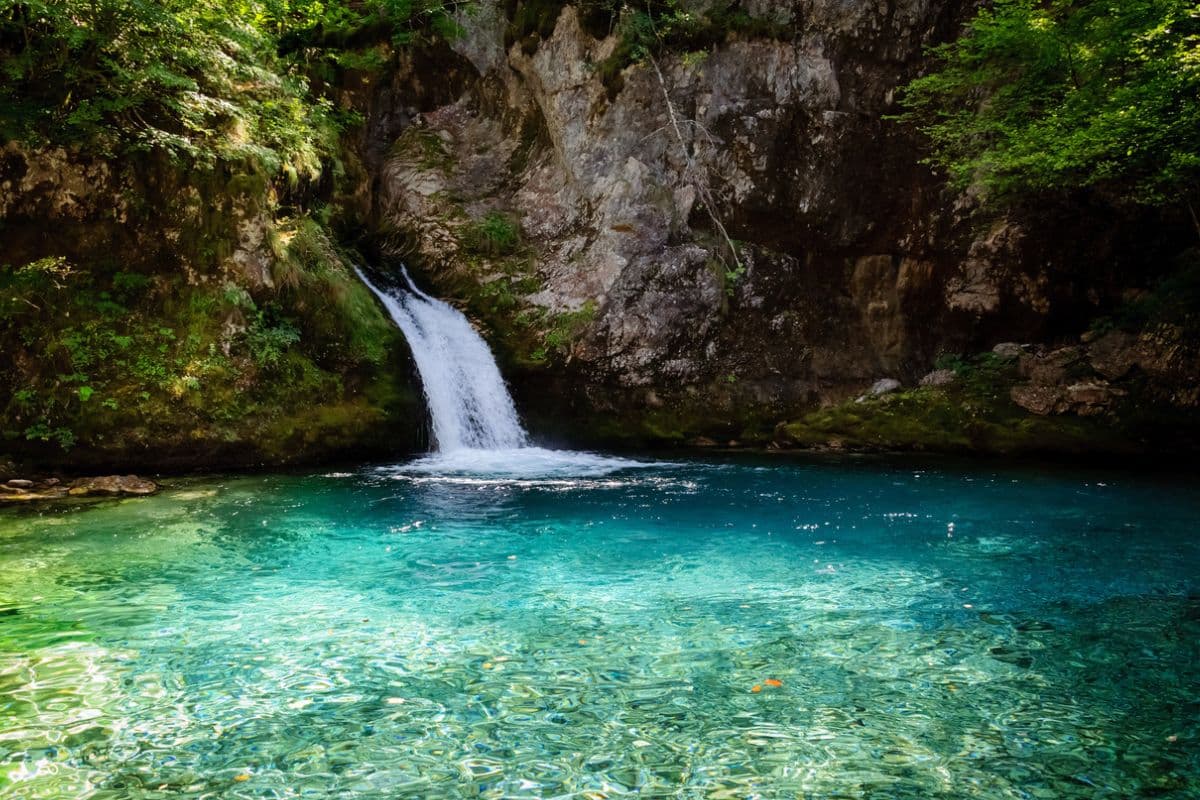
[869,378,903,396]
[1018,346,1085,384]
[1086,331,1139,380]
[1010,385,1062,416]
[1010,380,1126,417]
[67,475,158,497]
[1064,381,1126,417]
[919,369,957,388]
[992,342,1025,359]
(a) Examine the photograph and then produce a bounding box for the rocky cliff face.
[2,0,1194,469]
[362,1,1194,448]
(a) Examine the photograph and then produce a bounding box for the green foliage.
[780,385,1115,455]
[933,351,1017,397]
[391,126,454,170]
[895,0,1200,206]
[270,0,460,51]
[0,218,406,457]
[245,309,302,370]
[721,241,747,295]
[22,422,76,451]
[0,0,460,176]
[0,1,323,175]
[463,212,523,257]
[780,352,1127,456]
[273,217,401,366]
[530,302,597,363]
[593,1,789,84]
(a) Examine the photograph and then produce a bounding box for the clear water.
[1,453,1198,799]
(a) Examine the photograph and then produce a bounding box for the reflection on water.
[1,454,1198,798]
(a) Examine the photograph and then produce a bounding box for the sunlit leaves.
[0,0,455,178]
[895,0,1200,207]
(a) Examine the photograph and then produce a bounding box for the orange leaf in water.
[764,679,783,688]
[234,774,250,782]
[750,685,763,693]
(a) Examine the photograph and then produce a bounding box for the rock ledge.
[0,475,159,503]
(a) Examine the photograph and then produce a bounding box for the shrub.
[463,212,523,257]
[894,0,1200,209]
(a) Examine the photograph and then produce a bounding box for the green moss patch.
[778,355,1139,457]
[0,216,420,469]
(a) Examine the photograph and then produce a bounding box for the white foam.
[379,446,655,481]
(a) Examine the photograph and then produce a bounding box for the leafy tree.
[895,0,1200,215]
[0,1,457,175]
[269,0,460,51]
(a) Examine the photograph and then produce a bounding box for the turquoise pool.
[1,452,1197,798]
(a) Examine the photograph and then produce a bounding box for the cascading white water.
[354,266,527,452]
[356,264,651,479]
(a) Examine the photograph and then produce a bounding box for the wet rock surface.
[0,475,159,503]
[69,475,159,497]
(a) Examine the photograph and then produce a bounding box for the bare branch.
[647,54,743,276]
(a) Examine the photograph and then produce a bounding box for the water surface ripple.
[1,454,1197,798]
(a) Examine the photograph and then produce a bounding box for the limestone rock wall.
[365,1,1184,441]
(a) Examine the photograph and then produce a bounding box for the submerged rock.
[68,475,159,497]
[1,478,69,502]
[1,474,158,503]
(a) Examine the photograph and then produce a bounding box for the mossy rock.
[778,386,1142,457]
[1,213,425,471]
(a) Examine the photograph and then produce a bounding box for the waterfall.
[354,266,527,452]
